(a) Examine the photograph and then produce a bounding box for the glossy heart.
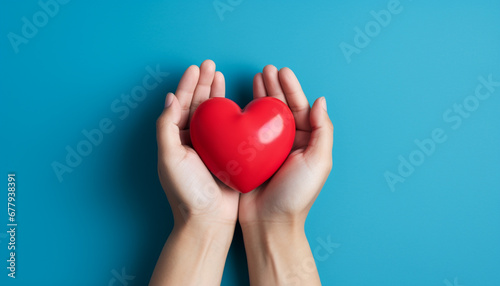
[190,97,295,193]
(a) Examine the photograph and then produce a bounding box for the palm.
[177,145,239,221]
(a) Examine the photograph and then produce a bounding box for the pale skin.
[150,60,333,286]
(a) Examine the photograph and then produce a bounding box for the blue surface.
[1,0,500,285]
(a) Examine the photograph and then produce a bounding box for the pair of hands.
[151,60,333,286]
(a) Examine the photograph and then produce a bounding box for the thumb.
[156,92,183,157]
[305,97,334,167]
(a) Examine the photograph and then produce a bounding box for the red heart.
[190,97,295,193]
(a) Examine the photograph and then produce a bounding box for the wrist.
[241,220,307,257]
[173,217,236,248]
[240,213,306,234]
[150,214,235,286]
[241,220,319,286]
[241,218,305,238]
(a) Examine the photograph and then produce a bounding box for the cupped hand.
[156,60,239,228]
[239,65,334,227]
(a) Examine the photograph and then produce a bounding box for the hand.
[238,65,333,286]
[156,59,239,227]
[239,65,333,226]
[150,60,239,286]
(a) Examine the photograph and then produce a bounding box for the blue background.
[1,0,500,285]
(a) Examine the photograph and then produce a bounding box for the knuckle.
[156,115,166,130]
[326,119,334,131]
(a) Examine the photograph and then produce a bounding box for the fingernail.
[165,93,174,108]
[321,97,327,111]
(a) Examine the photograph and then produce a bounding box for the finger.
[175,65,200,129]
[279,67,311,131]
[253,73,266,99]
[304,97,333,168]
[190,59,216,119]
[156,93,184,159]
[262,65,286,103]
[210,71,225,98]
